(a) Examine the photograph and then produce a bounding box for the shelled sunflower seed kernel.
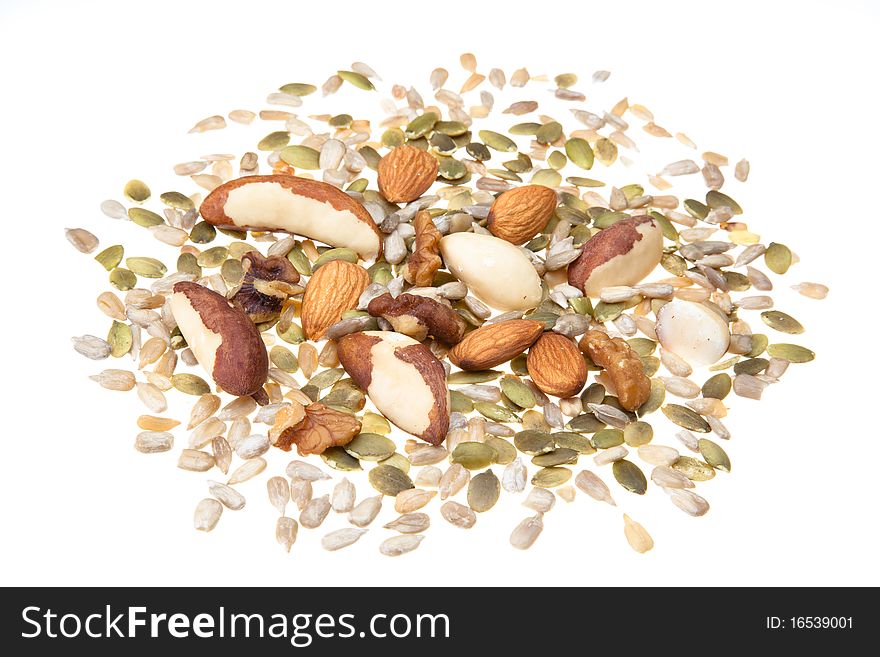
[71,56,826,556]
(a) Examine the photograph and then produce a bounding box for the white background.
[1,0,878,587]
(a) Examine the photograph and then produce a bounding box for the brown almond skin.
[526,333,588,398]
[448,319,544,371]
[199,174,382,259]
[487,185,558,245]
[367,293,467,344]
[567,215,655,293]
[172,282,268,397]
[301,260,370,340]
[378,146,439,203]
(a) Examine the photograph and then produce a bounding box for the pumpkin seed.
[438,157,467,180]
[764,242,792,274]
[552,431,595,454]
[564,138,594,169]
[448,370,502,384]
[107,321,132,358]
[171,373,211,396]
[627,338,657,357]
[467,469,501,512]
[623,421,653,447]
[761,310,804,334]
[532,448,578,466]
[451,442,498,470]
[536,121,562,144]
[277,322,305,344]
[95,245,123,271]
[450,390,474,413]
[126,257,166,278]
[320,447,361,471]
[531,466,572,488]
[220,258,244,285]
[474,402,519,423]
[705,190,742,214]
[531,169,562,188]
[280,145,320,169]
[479,130,517,152]
[368,464,414,496]
[662,404,710,433]
[328,113,353,128]
[340,433,393,462]
[159,191,194,211]
[592,428,624,449]
[485,436,516,464]
[257,131,290,151]
[637,379,666,416]
[672,456,716,481]
[746,333,769,357]
[128,207,164,227]
[767,343,815,363]
[337,70,375,90]
[594,138,617,165]
[189,221,216,244]
[698,438,731,473]
[612,459,647,494]
[734,357,769,375]
[466,142,491,160]
[701,373,732,399]
[514,430,554,455]
[279,82,316,96]
[287,245,312,276]
[405,112,438,139]
[123,179,151,203]
[196,246,228,269]
[568,413,606,433]
[109,268,136,291]
[381,128,405,148]
[500,377,536,409]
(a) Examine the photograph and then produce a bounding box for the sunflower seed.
[348,495,382,527]
[510,514,544,550]
[322,528,367,551]
[439,501,476,529]
[134,430,173,453]
[587,403,630,429]
[593,445,628,466]
[73,335,111,360]
[290,478,313,512]
[660,376,702,399]
[194,498,223,532]
[300,494,331,529]
[414,466,443,488]
[523,487,555,512]
[384,512,430,534]
[732,373,768,399]
[408,445,449,466]
[667,488,710,516]
[208,480,245,510]
[502,458,527,493]
[286,460,330,482]
[791,282,828,300]
[394,488,436,514]
[623,514,653,553]
[651,464,695,489]
[276,517,298,552]
[379,534,424,556]
[177,449,214,472]
[266,476,290,515]
[227,458,266,484]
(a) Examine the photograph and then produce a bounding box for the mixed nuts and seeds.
[69,56,825,556]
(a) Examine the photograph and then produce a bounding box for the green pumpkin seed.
[171,373,211,396]
[347,178,368,192]
[379,452,411,474]
[764,242,792,275]
[568,413,606,433]
[279,82,316,96]
[159,191,194,211]
[612,460,647,494]
[734,357,769,375]
[641,356,660,377]
[531,467,572,488]
[438,157,467,180]
[672,456,716,481]
[767,343,815,363]
[368,465,413,496]
[584,383,607,404]
[509,122,541,135]
[95,245,123,271]
[761,310,804,334]
[328,113,353,128]
[552,431,595,454]
[593,301,625,322]
[405,112,439,139]
[466,142,491,160]
[593,211,630,229]
[126,257,167,278]
[637,379,666,416]
[510,354,529,376]
[620,184,644,201]
[705,190,742,214]
[475,402,519,423]
[709,355,740,371]
[592,428,624,449]
[662,404,710,432]
[500,378,536,409]
[257,131,290,151]
[624,421,653,447]
[569,296,593,316]
[723,271,751,292]
[429,133,457,154]
[684,199,709,220]
[744,334,768,358]
[277,322,305,344]
[189,221,216,244]
[514,430,555,455]
[320,384,365,412]
[124,179,151,203]
[300,384,319,402]
[562,138,593,170]
[287,245,312,277]
[488,168,522,182]
[485,437,517,465]
[320,447,361,471]
[555,73,578,88]
[451,442,498,470]
[304,367,342,390]
[450,390,474,413]
[434,120,468,136]
[661,253,688,276]
[503,152,533,173]
[128,208,164,227]
[698,438,731,473]
[594,138,617,165]
[448,370,502,385]
[313,247,358,269]
[280,145,320,169]
[531,169,562,188]
[627,338,657,357]
[648,211,679,242]
[566,176,604,187]
[107,321,132,358]
[701,373,732,400]
[359,145,381,170]
[536,121,563,145]
[337,70,375,90]
[345,433,396,462]
[532,448,578,467]
[220,259,244,285]
[468,470,501,512]
[109,268,136,291]
[479,130,517,152]
[196,246,228,269]
[269,346,298,373]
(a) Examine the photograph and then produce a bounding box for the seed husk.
[612,460,647,494]
[623,514,653,553]
[531,466,572,488]
[368,464,414,496]
[320,446,362,471]
[451,441,498,470]
[672,456,716,481]
[467,469,501,511]
[379,534,424,557]
[698,438,731,472]
[171,373,211,396]
[514,430,555,455]
[761,310,804,334]
[662,404,711,433]
[766,343,815,363]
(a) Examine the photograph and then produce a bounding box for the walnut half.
[403,210,442,287]
[578,330,650,411]
[270,402,360,455]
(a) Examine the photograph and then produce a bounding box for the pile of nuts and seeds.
[67,56,827,556]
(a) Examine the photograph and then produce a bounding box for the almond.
[337,331,449,445]
[448,319,544,371]
[568,215,663,297]
[301,260,370,340]
[526,332,588,398]
[170,282,268,397]
[200,175,383,260]
[487,185,558,245]
[377,145,439,203]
